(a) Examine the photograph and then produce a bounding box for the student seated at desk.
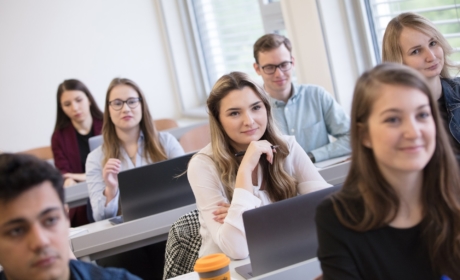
[252,34,351,163]
[86,77,184,222]
[187,72,330,260]
[382,12,460,162]
[315,63,460,279]
[86,78,184,280]
[51,79,104,227]
[0,153,140,280]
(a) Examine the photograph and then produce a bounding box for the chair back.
[179,124,211,153]
[154,118,179,131]
[163,209,201,280]
[18,146,53,161]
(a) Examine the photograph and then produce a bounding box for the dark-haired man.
[253,34,351,163]
[0,153,140,280]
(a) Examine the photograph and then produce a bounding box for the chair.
[179,124,211,153]
[154,118,179,131]
[163,209,201,280]
[18,146,53,161]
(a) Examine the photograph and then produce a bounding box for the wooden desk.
[70,204,196,261]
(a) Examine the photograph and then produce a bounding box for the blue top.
[440,77,460,149]
[269,83,351,162]
[0,260,141,280]
[86,131,185,221]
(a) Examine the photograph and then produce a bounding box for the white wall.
[0,0,182,152]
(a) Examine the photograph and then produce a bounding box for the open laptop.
[110,152,196,224]
[88,135,103,152]
[235,184,341,279]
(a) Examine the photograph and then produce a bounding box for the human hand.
[63,177,77,188]
[63,173,86,182]
[239,140,277,172]
[213,202,230,224]
[102,158,121,198]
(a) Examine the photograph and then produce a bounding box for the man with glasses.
[253,34,351,163]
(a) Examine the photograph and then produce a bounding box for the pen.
[234,145,279,157]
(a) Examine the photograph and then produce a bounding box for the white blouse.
[86,131,184,221]
[187,135,331,259]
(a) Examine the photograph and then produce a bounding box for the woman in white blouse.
[86,77,184,222]
[187,71,330,259]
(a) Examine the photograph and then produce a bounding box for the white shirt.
[187,135,331,259]
[86,131,184,221]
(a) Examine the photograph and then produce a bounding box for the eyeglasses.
[260,61,293,74]
[108,97,142,111]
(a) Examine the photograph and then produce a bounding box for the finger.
[217,202,230,207]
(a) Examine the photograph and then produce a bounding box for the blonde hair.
[206,71,297,202]
[382,12,459,78]
[333,63,460,277]
[102,78,167,165]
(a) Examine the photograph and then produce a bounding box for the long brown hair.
[382,12,459,78]
[102,78,167,165]
[206,71,297,202]
[54,79,103,131]
[332,63,460,277]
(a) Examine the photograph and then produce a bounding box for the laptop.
[110,152,196,224]
[235,184,341,279]
[89,135,103,152]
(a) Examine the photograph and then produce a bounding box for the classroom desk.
[318,160,350,185]
[63,160,351,208]
[168,257,321,280]
[70,204,196,261]
[65,182,89,208]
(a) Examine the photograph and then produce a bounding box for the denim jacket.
[441,77,460,145]
[269,83,351,162]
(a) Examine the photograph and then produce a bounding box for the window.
[367,0,460,64]
[189,0,266,91]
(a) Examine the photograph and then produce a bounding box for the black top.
[437,93,460,153]
[75,127,94,172]
[315,198,439,280]
[0,259,140,280]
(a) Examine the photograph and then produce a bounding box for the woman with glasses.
[187,71,330,259]
[86,77,184,222]
[316,63,460,279]
[382,12,460,161]
[51,79,103,227]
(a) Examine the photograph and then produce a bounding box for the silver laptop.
[88,135,103,152]
[110,152,196,224]
[235,184,341,279]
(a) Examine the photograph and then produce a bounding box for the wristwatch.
[307,152,316,163]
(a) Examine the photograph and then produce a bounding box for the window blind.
[190,0,265,88]
[367,0,460,64]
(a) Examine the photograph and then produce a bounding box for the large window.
[189,0,266,90]
[367,0,460,65]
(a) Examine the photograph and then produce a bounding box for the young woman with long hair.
[86,78,184,222]
[382,12,460,159]
[316,63,460,279]
[187,71,329,259]
[51,79,103,227]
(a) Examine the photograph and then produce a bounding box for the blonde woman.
[86,78,184,222]
[382,12,460,158]
[316,63,460,279]
[187,72,330,259]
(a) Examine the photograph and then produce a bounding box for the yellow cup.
[194,253,231,280]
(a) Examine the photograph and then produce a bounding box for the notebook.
[234,184,341,278]
[110,152,196,224]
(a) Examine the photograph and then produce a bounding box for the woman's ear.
[358,123,372,148]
